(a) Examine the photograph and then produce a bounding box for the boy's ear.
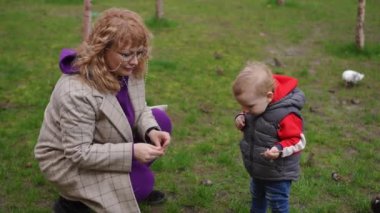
[266,91,274,101]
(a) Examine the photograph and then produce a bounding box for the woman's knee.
[151,108,172,134]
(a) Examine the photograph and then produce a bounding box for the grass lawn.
[1,0,380,212]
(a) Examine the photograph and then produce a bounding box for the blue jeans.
[250,178,292,213]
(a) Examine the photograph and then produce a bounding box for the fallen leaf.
[200,179,213,186]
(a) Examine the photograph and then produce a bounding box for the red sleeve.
[276,113,306,157]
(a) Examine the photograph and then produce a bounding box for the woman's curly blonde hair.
[74,8,152,93]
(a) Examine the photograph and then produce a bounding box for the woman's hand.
[235,114,245,130]
[134,143,164,163]
[148,130,171,151]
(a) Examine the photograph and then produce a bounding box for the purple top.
[116,77,135,127]
[59,48,135,127]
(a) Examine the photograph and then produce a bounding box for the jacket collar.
[98,89,133,142]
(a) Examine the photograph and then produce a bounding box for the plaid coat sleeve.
[128,76,159,142]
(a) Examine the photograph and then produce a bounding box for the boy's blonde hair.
[74,8,152,93]
[232,62,275,97]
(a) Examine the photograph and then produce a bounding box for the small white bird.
[342,70,365,87]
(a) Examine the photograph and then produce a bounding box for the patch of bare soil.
[264,27,325,74]
[345,147,359,156]
[149,205,166,213]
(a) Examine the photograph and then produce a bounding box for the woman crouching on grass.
[35,8,172,212]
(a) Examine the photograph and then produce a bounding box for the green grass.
[1,0,380,212]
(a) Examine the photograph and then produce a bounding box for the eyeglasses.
[117,48,148,62]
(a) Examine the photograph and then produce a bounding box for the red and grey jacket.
[270,75,306,157]
[240,75,306,181]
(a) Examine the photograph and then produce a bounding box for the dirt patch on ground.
[148,205,166,213]
[264,27,326,74]
[344,147,359,158]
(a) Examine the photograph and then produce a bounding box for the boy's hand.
[235,114,245,130]
[261,147,281,160]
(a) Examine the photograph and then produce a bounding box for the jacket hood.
[271,74,298,103]
[59,48,79,74]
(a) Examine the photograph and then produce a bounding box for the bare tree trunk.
[355,0,366,50]
[156,0,164,19]
[277,0,285,5]
[82,0,92,41]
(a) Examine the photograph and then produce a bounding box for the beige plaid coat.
[35,74,159,212]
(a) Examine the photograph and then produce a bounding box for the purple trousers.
[130,108,172,202]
